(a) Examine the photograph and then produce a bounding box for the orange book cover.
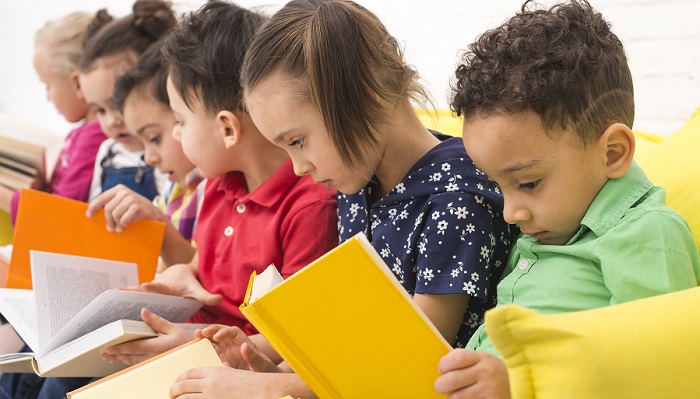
[4,189,165,289]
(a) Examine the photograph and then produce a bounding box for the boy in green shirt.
[435,1,700,398]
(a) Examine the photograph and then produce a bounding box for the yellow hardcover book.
[66,339,222,399]
[240,233,452,398]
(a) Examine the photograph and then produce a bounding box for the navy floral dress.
[338,134,516,347]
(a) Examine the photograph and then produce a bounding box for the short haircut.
[161,0,266,114]
[451,0,634,143]
[80,0,176,72]
[112,39,169,113]
[242,0,430,169]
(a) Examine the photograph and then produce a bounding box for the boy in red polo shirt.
[100,2,338,365]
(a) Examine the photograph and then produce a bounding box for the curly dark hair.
[451,0,634,143]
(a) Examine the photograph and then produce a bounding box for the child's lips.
[115,133,132,142]
[528,231,548,240]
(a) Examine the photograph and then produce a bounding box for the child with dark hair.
[167,0,514,398]
[0,3,178,398]
[86,38,204,267]
[434,1,700,397]
[99,0,338,372]
[81,0,176,202]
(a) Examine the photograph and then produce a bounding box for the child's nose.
[502,199,530,225]
[144,149,159,166]
[291,158,312,177]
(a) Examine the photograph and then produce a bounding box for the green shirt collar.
[578,161,654,239]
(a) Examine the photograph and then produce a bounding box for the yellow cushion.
[416,109,463,137]
[485,287,700,399]
[632,129,664,162]
[635,107,700,251]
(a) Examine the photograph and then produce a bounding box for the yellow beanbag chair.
[486,287,700,399]
[635,107,700,250]
[415,109,463,137]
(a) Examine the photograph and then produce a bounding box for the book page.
[43,290,202,356]
[30,251,138,355]
[249,264,284,304]
[0,288,38,352]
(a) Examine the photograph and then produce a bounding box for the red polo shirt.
[190,159,338,334]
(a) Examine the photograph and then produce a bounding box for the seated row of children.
[1,0,699,398]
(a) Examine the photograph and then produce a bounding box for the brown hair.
[80,0,176,72]
[242,0,429,169]
[161,0,265,114]
[451,0,634,144]
[112,39,169,112]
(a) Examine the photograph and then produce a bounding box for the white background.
[1,0,699,138]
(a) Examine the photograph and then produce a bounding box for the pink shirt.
[11,120,106,224]
[190,160,338,334]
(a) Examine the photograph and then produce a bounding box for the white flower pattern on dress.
[337,136,514,348]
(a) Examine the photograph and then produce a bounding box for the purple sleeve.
[48,121,106,202]
[10,191,20,225]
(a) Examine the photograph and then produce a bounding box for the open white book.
[0,251,205,377]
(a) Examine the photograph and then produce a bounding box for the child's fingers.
[241,342,277,373]
[86,185,120,217]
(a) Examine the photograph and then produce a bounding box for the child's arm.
[50,123,106,202]
[435,348,511,399]
[0,186,13,213]
[87,184,196,265]
[414,293,470,344]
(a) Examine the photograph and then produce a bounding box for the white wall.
[1,0,699,138]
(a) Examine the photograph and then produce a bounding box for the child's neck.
[372,100,440,198]
[237,122,290,193]
[83,107,98,123]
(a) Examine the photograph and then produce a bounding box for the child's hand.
[87,184,167,233]
[136,262,222,306]
[169,367,301,399]
[196,325,279,371]
[435,348,511,399]
[102,308,194,365]
[30,168,48,191]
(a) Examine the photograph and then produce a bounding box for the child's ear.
[599,123,635,179]
[70,71,84,99]
[216,110,241,149]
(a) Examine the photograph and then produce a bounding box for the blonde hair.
[35,11,94,76]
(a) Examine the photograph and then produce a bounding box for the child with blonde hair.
[0,9,107,371]
[0,2,177,397]
[0,11,106,224]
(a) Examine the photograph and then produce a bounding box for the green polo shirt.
[467,162,700,356]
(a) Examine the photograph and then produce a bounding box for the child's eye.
[519,180,540,190]
[149,135,161,145]
[289,137,305,149]
[95,108,106,115]
[174,120,183,127]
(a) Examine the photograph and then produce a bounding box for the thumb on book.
[242,342,280,373]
